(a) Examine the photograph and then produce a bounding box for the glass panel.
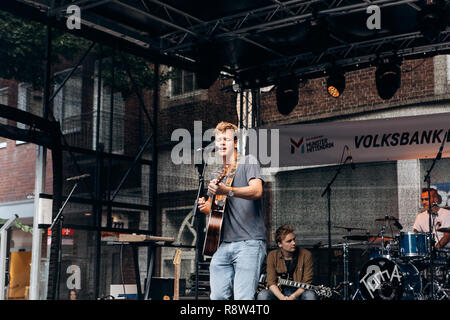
[49,229,97,300]
[183,70,194,93]
[171,69,182,96]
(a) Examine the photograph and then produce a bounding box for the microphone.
[344,145,356,170]
[66,173,90,181]
[436,130,448,160]
[195,144,215,152]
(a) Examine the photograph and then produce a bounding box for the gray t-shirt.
[209,154,266,242]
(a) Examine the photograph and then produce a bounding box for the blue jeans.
[209,240,266,300]
[257,287,318,300]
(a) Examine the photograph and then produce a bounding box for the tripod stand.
[189,159,207,300]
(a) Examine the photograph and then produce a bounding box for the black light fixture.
[326,71,346,98]
[276,75,299,115]
[195,41,222,89]
[375,59,402,100]
[417,0,447,43]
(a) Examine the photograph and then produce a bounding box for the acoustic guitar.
[202,168,228,257]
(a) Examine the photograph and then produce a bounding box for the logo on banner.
[290,136,334,155]
[290,137,305,154]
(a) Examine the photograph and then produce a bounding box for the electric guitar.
[173,249,182,300]
[202,168,228,257]
[277,276,332,298]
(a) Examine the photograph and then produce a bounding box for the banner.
[259,112,450,167]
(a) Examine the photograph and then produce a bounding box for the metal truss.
[9,0,450,82]
[157,0,422,53]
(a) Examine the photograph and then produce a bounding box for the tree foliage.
[0,11,172,96]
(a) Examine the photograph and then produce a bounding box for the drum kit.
[333,216,450,301]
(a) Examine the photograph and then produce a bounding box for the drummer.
[413,188,450,249]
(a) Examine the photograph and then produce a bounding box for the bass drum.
[358,258,422,300]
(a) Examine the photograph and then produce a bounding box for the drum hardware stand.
[361,226,386,257]
[423,130,447,299]
[342,241,350,300]
[327,241,365,300]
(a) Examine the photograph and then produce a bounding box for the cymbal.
[334,225,367,232]
[368,236,394,243]
[343,235,372,241]
[375,216,397,222]
[437,227,450,233]
[343,235,394,242]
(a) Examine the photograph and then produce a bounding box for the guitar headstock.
[173,249,182,265]
[317,285,332,298]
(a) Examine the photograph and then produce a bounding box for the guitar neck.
[278,278,316,291]
[174,264,179,300]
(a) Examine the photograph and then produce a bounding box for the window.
[170,68,200,97]
[53,67,83,134]
[93,61,125,154]
[0,87,8,125]
[16,83,43,144]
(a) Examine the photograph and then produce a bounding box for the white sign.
[262,112,450,167]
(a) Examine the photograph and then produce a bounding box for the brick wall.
[0,141,53,203]
[260,58,437,125]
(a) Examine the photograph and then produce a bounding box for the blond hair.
[214,121,238,140]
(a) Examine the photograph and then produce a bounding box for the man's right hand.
[198,197,211,214]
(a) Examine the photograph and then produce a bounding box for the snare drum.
[398,232,429,258]
[358,257,422,300]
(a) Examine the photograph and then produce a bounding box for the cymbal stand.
[342,240,350,300]
[361,226,386,257]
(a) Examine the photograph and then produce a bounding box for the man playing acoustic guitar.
[257,225,318,300]
[197,121,266,300]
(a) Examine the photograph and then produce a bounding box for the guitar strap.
[215,160,239,205]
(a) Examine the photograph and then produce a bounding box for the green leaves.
[0,219,33,234]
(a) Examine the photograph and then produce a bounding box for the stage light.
[417,0,447,42]
[326,72,345,98]
[276,75,299,115]
[195,41,222,89]
[375,61,401,100]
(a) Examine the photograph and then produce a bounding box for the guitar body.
[202,197,226,257]
[277,275,332,298]
[202,168,230,257]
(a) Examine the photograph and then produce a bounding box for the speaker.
[149,277,186,300]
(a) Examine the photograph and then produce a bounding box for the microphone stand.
[189,157,207,300]
[321,149,351,288]
[423,130,448,300]
[50,180,79,300]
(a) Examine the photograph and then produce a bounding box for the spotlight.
[276,75,299,115]
[375,61,401,100]
[326,72,346,98]
[417,0,447,42]
[195,41,222,89]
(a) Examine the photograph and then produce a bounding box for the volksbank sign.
[355,130,449,149]
[270,112,450,167]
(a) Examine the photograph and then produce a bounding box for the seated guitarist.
[197,121,266,300]
[257,225,318,300]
